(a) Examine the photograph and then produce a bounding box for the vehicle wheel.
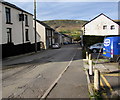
[92,49,97,53]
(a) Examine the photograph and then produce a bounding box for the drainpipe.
[21,11,24,53]
[51,30,53,48]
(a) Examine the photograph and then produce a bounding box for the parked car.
[89,43,103,53]
[63,42,69,45]
[52,43,61,49]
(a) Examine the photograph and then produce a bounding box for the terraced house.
[36,20,55,49]
[83,13,120,36]
[0,1,40,58]
[54,32,63,45]
[82,13,120,47]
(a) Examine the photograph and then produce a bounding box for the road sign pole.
[89,60,93,75]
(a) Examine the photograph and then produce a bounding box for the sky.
[5,0,119,21]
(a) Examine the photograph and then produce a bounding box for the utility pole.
[34,0,37,52]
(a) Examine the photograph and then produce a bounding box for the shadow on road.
[2,44,83,69]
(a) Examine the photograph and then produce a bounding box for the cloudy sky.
[6,0,119,21]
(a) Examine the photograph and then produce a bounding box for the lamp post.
[34,0,37,52]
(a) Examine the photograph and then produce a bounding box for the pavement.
[2,44,89,99]
[47,47,89,99]
[83,54,120,99]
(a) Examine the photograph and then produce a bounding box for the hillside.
[43,20,88,40]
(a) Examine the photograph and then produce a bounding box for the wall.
[0,3,2,45]
[36,21,46,49]
[2,4,34,45]
[84,15,119,36]
[59,34,63,44]
[1,3,40,58]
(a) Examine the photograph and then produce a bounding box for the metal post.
[81,32,83,47]
[89,53,92,60]
[34,0,37,52]
[89,60,93,75]
[94,69,100,91]
[86,52,88,60]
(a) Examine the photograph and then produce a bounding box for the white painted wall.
[36,21,46,49]
[0,2,2,97]
[52,31,55,44]
[84,14,120,36]
[1,3,38,45]
[59,34,63,44]
[0,3,2,44]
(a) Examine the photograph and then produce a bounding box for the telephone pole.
[34,0,37,52]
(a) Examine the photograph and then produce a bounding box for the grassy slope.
[43,20,88,40]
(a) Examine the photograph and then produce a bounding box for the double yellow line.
[102,73,120,76]
[100,79,108,99]
[100,74,113,99]
[100,72,120,98]
[101,74,113,92]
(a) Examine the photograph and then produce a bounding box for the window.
[25,29,29,41]
[103,25,107,30]
[19,14,24,21]
[111,25,115,30]
[7,28,12,43]
[25,14,28,26]
[5,7,11,24]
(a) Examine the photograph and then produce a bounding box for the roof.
[61,33,72,38]
[36,20,55,30]
[54,32,61,35]
[114,21,120,26]
[0,0,33,16]
[83,13,120,26]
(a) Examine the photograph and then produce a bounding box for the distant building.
[54,32,63,45]
[36,20,55,49]
[83,13,120,36]
[62,34,73,44]
[0,1,40,58]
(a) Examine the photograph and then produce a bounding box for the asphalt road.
[2,44,89,99]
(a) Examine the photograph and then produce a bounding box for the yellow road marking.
[100,79,108,99]
[100,79,104,89]
[102,73,120,76]
[101,74,113,92]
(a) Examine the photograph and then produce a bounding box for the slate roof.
[61,33,72,38]
[115,21,120,26]
[36,20,55,30]
[83,13,120,26]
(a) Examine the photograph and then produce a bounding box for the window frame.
[103,25,107,30]
[111,25,115,30]
[7,28,12,43]
[25,14,29,26]
[5,7,12,24]
[25,29,29,41]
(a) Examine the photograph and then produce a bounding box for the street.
[2,44,89,99]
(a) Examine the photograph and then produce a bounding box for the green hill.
[43,20,88,40]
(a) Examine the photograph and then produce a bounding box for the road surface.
[2,44,89,99]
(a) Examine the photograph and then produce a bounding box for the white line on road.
[39,51,77,99]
